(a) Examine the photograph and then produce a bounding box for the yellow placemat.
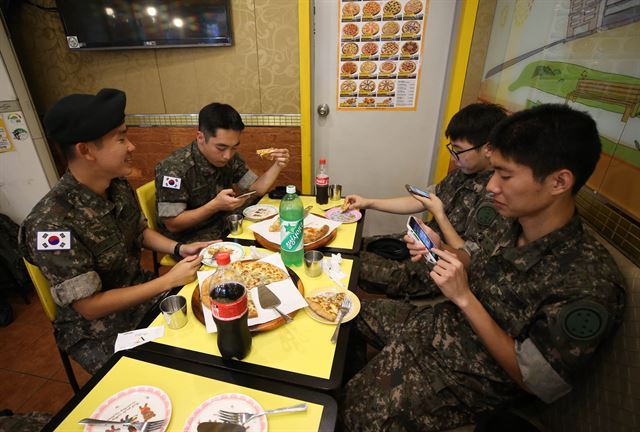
[150,251,354,379]
[55,356,324,431]
[228,196,358,250]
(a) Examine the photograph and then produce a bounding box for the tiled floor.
[0,290,92,416]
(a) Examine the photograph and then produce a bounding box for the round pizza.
[341,80,357,92]
[359,79,376,92]
[363,1,381,16]
[342,23,359,37]
[341,42,359,56]
[378,79,395,92]
[402,20,421,34]
[382,21,399,36]
[380,61,396,74]
[362,22,379,36]
[381,41,399,56]
[400,60,416,74]
[402,41,419,55]
[341,61,357,75]
[342,2,360,17]
[361,42,379,56]
[405,0,423,15]
[360,61,377,75]
[383,0,401,16]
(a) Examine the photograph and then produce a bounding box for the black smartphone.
[405,184,430,198]
[407,216,437,264]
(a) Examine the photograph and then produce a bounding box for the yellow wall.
[7,0,300,115]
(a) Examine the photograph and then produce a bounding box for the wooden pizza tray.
[254,215,338,252]
[191,265,304,333]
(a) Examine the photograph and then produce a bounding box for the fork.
[330,296,352,344]
[217,403,307,426]
[78,418,166,431]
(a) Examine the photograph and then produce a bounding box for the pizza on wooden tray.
[200,260,289,318]
[269,219,331,245]
[306,292,346,321]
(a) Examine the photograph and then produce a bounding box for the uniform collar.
[497,213,583,272]
[191,140,218,176]
[62,171,117,217]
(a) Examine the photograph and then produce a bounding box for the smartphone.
[405,184,430,198]
[406,216,437,264]
[236,190,257,199]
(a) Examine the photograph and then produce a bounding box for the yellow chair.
[22,258,80,393]
[135,180,177,275]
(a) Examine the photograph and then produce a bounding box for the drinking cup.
[329,184,342,201]
[227,214,244,235]
[159,295,188,329]
[304,250,324,277]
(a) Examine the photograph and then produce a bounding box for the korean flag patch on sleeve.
[37,231,71,250]
[162,175,181,190]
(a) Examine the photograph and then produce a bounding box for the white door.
[312,0,459,236]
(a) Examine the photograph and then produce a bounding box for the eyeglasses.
[446,142,484,161]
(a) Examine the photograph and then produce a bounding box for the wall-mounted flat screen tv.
[56,1,232,50]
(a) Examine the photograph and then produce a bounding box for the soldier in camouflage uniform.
[20,89,208,374]
[155,103,290,244]
[340,105,626,431]
[347,103,507,298]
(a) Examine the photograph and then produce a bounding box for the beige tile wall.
[7,0,300,115]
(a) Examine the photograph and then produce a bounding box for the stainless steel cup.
[329,184,342,201]
[160,295,188,329]
[304,250,324,277]
[227,214,244,235]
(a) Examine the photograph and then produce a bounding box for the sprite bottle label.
[280,219,303,252]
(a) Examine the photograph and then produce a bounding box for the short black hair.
[490,104,601,194]
[198,103,245,140]
[445,103,507,147]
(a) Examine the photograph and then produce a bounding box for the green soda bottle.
[279,185,304,266]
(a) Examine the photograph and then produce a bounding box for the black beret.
[43,88,126,146]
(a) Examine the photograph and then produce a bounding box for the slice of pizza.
[303,224,330,244]
[269,218,280,232]
[340,199,351,212]
[247,296,258,318]
[256,147,277,160]
[306,292,346,321]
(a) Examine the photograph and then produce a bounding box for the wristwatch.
[173,242,183,258]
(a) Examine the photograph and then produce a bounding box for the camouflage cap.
[43,88,126,146]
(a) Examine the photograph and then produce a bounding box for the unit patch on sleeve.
[37,231,71,250]
[162,176,182,190]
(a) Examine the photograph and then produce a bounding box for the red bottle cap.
[320,159,326,164]
[215,252,231,266]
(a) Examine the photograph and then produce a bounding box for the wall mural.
[479,0,640,221]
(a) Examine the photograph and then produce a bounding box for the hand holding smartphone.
[406,216,437,264]
[405,184,430,198]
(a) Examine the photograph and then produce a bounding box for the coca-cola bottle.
[209,252,252,360]
[315,158,329,204]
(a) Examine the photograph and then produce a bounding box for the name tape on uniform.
[37,231,71,250]
[162,176,181,190]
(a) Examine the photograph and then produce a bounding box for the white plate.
[304,289,361,325]
[183,393,267,432]
[85,385,171,432]
[243,204,278,221]
[199,242,245,267]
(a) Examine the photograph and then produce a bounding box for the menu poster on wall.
[337,0,428,110]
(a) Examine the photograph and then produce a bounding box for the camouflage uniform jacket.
[155,140,258,243]
[424,214,626,406]
[20,172,153,352]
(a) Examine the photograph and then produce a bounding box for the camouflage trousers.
[360,234,440,298]
[339,299,476,432]
[67,295,160,375]
[0,412,52,432]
